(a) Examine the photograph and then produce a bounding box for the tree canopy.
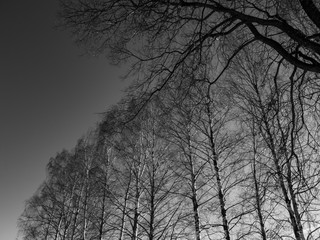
[59,0,320,74]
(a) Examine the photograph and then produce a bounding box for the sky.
[0,1,129,239]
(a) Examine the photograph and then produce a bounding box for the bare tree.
[58,0,320,111]
[227,45,320,240]
[159,84,215,240]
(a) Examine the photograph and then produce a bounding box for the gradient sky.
[0,1,129,239]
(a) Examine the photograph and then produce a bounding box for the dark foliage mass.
[18,1,320,240]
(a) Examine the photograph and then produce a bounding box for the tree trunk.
[119,184,129,240]
[188,142,201,240]
[252,123,267,240]
[206,102,231,240]
[98,176,107,240]
[262,118,303,240]
[132,183,140,240]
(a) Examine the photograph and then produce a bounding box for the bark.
[148,169,155,240]
[251,123,267,240]
[188,138,201,240]
[191,175,201,240]
[98,192,106,240]
[132,183,140,240]
[98,176,107,240]
[206,102,231,240]
[132,158,145,240]
[119,184,129,240]
[212,153,230,240]
[82,188,89,240]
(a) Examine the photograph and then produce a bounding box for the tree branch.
[299,0,320,30]
[246,22,320,73]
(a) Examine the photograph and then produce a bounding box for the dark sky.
[0,1,128,239]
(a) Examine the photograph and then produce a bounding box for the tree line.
[19,1,320,239]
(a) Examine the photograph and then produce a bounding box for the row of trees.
[19,0,320,239]
[19,45,320,240]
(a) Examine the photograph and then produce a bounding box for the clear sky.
[0,1,129,239]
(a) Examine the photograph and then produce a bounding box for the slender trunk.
[82,147,93,240]
[282,138,305,240]
[98,176,107,240]
[82,173,90,240]
[255,75,303,240]
[188,138,201,240]
[149,130,156,240]
[82,192,88,240]
[63,180,78,240]
[263,119,302,240]
[191,178,201,240]
[287,162,305,240]
[209,131,230,239]
[70,193,82,240]
[44,218,51,240]
[287,67,305,240]
[253,173,267,240]
[62,219,69,240]
[132,167,143,240]
[206,100,231,240]
[149,172,155,240]
[99,146,112,240]
[70,176,86,240]
[62,201,71,240]
[251,123,267,240]
[252,121,267,240]
[212,153,230,240]
[273,153,302,240]
[132,139,146,240]
[70,207,79,240]
[54,215,62,240]
[132,183,140,240]
[119,183,129,240]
